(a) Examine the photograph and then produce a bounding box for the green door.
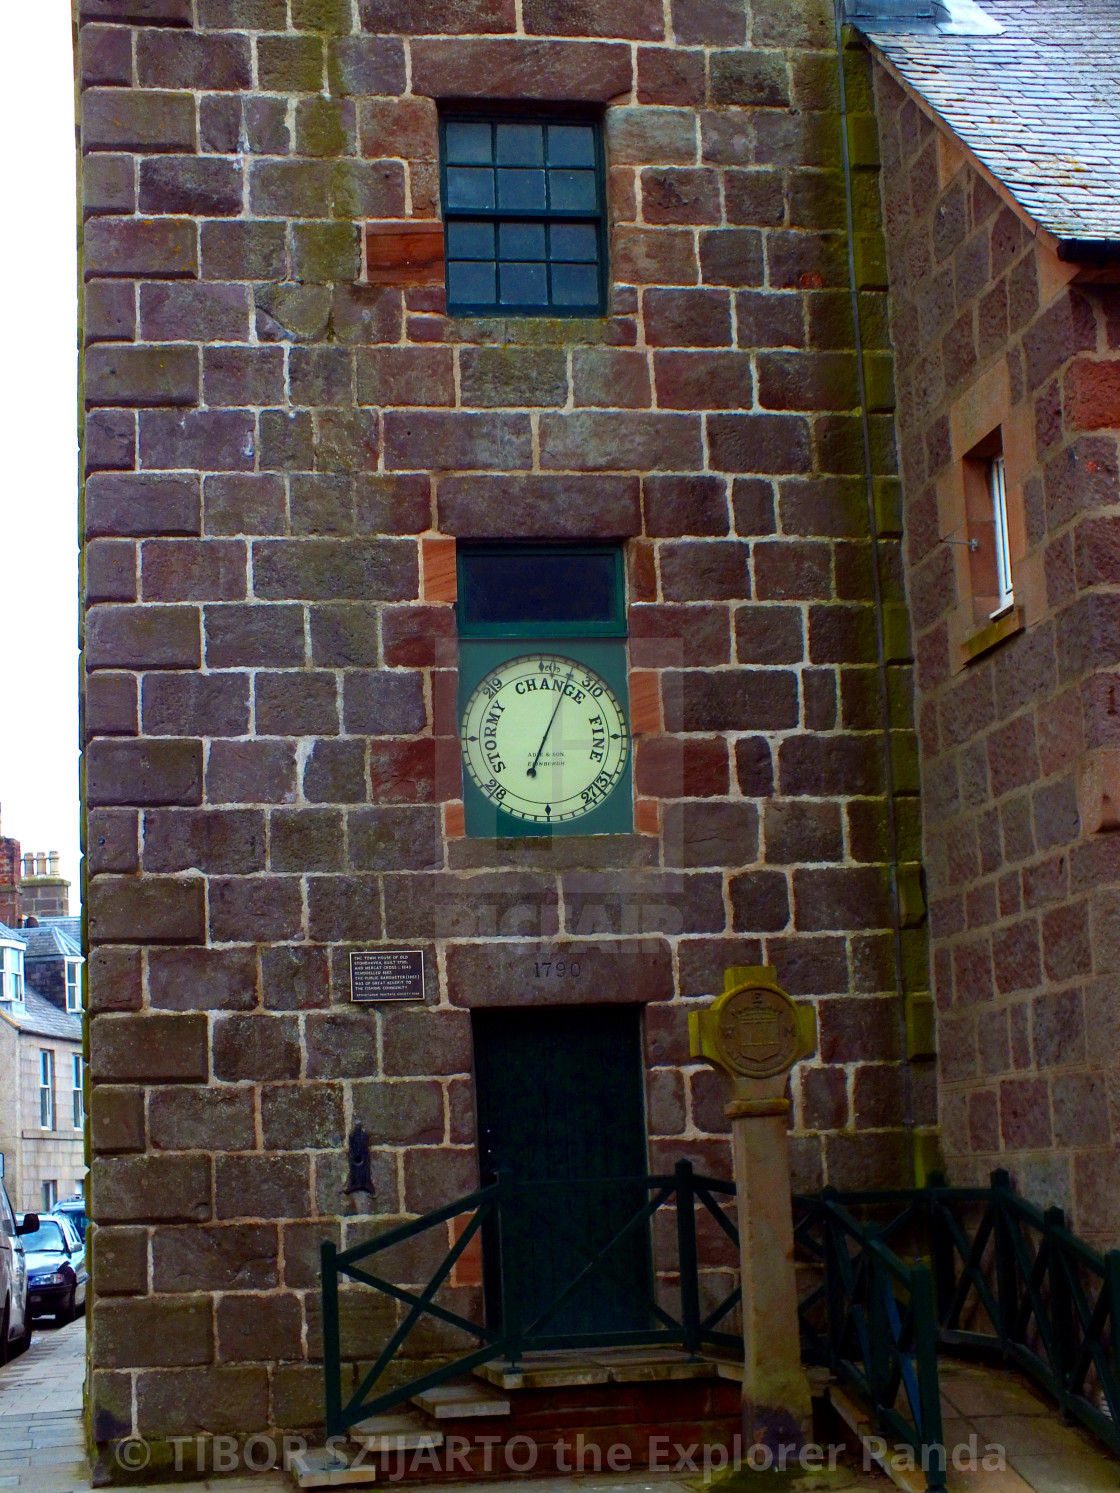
[473,1004,652,1341]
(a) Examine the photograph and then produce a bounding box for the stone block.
[254,671,340,736]
[644,288,731,346]
[136,30,252,89]
[85,217,198,279]
[662,668,799,731]
[214,1154,311,1220]
[204,602,304,667]
[446,939,673,1006]
[152,1224,279,1293]
[87,946,143,1014]
[307,875,383,941]
[139,410,255,472]
[149,1085,256,1151]
[86,540,138,604]
[142,673,250,737]
[209,876,304,942]
[92,1227,149,1296]
[347,807,443,869]
[217,1292,304,1362]
[327,35,407,95]
[437,474,641,537]
[88,808,140,874]
[91,1012,209,1082]
[538,411,703,471]
[87,738,203,806]
[82,89,196,152]
[136,1366,270,1436]
[139,156,243,215]
[86,345,199,408]
[410,39,632,100]
[86,673,139,738]
[92,1296,213,1368]
[253,538,417,601]
[637,46,706,105]
[204,347,286,408]
[88,472,201,541]
[92,1154,212,1224]
[201,221,288,282]
[90,1086,146,1154]
[149,946,259,1011]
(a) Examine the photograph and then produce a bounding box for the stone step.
[292,1446,377,1489]
[348,1411,444,1452]
[410,1381,512,1419]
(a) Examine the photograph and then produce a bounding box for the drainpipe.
[832,0,919,1182]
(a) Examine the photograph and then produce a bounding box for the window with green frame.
[440,115,608,318]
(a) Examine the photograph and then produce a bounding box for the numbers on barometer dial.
[459,653,630,825]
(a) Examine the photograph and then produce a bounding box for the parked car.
[17,1213,87,1324]
[51,1195,87,1244]
[0,1181,34,1362]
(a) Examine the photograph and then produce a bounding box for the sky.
[0,4,81,908]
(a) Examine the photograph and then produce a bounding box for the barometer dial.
[460,653,630,824]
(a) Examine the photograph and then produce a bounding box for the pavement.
[0,1321,1115,1493]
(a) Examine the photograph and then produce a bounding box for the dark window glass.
[442,114,606,317]
[458,547,624,635]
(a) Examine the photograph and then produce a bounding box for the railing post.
[1045,1205,1074,1404]
[928,1189,955,1331]
[822,1198,846,1373]
[675,1159,702,1358]
[991,1169,1018,1348]
[495,1172,521,1369]
[1104,1251,1120,1420]
[321,1240,343,1438]
[912,1264,947,1492]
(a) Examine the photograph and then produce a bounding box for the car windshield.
[20,1220,67,1252]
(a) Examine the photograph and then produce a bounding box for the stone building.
[20,851,73,922]
[0,808,20,929]
[76,0,1119,1469]
[0,922,85,1213]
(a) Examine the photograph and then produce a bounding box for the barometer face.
[459,652,630,825]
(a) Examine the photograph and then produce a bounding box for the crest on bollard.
[688,966,816,1083]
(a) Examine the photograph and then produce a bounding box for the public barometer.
[456,545,634,838]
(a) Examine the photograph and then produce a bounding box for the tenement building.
[77,0,1120,1469]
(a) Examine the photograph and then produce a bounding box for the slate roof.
[860,0,1120,247]
[37,916,81,947]
[2,986,82,1042]
[0,922,27,948]
[20,924,82,962]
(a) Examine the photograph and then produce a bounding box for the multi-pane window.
[42,1180,57,1211]
[72,1055,84,1129]
[65,961,81,1013]
[442,117,606,317]
[40,1049,55,1130]
[0,944,23,1005]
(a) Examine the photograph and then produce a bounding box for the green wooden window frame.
[456,543,627,639]
[440,113,609,319]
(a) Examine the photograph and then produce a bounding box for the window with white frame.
[0,943,24,1006]
[65,961,81,1013]
[40,1049,55,1130]
[989,454,1014,618]
[72,1054,84,1129]
[42,1179,57,1211]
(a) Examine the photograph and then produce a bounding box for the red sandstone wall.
[875,59,1120,1245]
[78,0,929,1454]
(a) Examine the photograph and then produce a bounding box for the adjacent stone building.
[864,0,1120,1247]
[76,0,1120,1469]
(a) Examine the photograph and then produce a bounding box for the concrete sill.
[961,604,1024,664]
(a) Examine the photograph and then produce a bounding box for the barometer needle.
[526,665,575,778]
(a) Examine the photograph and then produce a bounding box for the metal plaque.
[350,949,425,1003]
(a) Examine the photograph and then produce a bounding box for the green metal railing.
[796,1168,1120,1482]
[320,1161,739,1437]
[795,1190,948,1490]
[321,1164,1120,1472]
